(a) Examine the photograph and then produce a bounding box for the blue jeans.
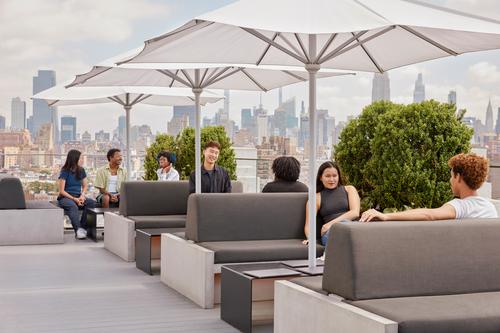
[321,220,358,246]
[58,197,96,232]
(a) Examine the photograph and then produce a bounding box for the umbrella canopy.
[33,84,223,180]
[120,0,500,268]
[69,49,353,193]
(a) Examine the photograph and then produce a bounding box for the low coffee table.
[135,228,184,275]
[221,262,323,333]
[86,208,119,242]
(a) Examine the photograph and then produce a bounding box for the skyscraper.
[61,116,77,143]
[32,70,58,142]
[495,108,500,135]
[413,73,426,103]
[0,115,5,130]
[372,72,390,102]
[11,97,26,130]
[118,115,126,143]
[448,90,457,105]
[173,105,195,127]
[486,99,494,133]
[278,87,283,106]
[241,108,253,130]
[224,90,230,118]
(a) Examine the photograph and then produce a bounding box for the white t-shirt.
[107,175,118,193]
[156,167,180,181]
[446,196,498,219]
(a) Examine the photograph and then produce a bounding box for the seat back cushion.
[0,176,26,209]
[322,220,500,300]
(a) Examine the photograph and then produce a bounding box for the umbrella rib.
[281,70,307,82]
[132,94,153,105]
[157,69,192,88]
[400,25,458,56]
[169,70,179,88]
[241,27,307,64]
[240,68,268,91]
[66,66,112,88]
[318,30,369,64]
[108,96,125,106]
[203,67,237,87]
[320,26,396,63]
[256,32,279,65]
[203,67,224,85]
[294,33,311,63]
[200,68,210,86]
[181,69,196,87]
[316,33,338,63]
[351,32,384,73]
[278,34,305,60]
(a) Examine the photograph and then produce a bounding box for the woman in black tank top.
[304,161,360,246]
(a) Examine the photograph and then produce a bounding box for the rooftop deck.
[1,233,272,333]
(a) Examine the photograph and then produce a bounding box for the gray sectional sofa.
[274,219,500,333]
[104,180,244,261]
[0,176,63,245]
[161,192,324,308]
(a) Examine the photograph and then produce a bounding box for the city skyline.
[1,0,500,135]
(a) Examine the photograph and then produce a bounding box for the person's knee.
[101,194,110,207]
[86,198,97,208]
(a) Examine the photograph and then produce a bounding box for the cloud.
[468,62,500,85]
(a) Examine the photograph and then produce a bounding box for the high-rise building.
[118,115,126,143]
[35,123,54,151]
[26,116,34,135]
[60,116,76,143]
[81,131,92,144]
[11,97,26,130]
[413,73,426,103]
[372,72,390,102]
[32,70,58,143]
[448,90,457,105]
[224,90,230,118]
[173,105,195,127]
[168,114,190,136]
[95,130,110,142]
[486,99,494,133]
[496,108,500,135]
[0,116,5,130]
[241,108,253,130]
[278,87,283,106]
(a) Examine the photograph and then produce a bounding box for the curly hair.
[448,153,489,190]
[272,156,301,182]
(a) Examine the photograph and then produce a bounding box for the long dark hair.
[316,161,344,192]
[62,149,83,179]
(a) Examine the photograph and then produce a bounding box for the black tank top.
[317,186,349,238]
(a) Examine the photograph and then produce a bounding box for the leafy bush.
[334,100,472,211]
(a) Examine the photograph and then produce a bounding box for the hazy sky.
[1,0,500,136]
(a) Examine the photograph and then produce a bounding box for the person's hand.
[320,222,333,236]
[163,165,171,173]
[302,239,309,245]
[360,209,387,222]
[77,195,85,206]
[110,194,118,203]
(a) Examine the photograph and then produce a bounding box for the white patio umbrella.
[121,0,500,268]
[68,48,352,193]
[33,84,223,180]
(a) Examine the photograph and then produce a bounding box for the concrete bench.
[275,219,500,333]
[161,192,324,308]
[0,176,63,245]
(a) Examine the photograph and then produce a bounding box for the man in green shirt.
[94,149,127,208]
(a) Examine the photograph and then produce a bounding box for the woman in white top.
[156,151,180,181]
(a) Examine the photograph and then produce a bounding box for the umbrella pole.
[307,35,320,269]
[193,69,202,194]
[124,104,132,181]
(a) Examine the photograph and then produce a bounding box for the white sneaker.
[317,254,325,261]
[76,228,87,239]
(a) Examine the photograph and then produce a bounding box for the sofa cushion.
[128,215,186,229]
[0,177,26,209]
[323,220,500,301]
[198,239,324,264]
[186,193,308,242]
[291,276,328,295]
[119,181,190,216]
[349,292,500,333]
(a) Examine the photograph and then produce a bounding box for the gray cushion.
[119,181,189,216]
[0,177,26,209]
[323,220,500,301]
[232,181,244,193]
[349,292,500,333]
[198,239,324,263]
[128,215,186,229]
[291,276,328,295]
[26,201,61,209]
[186,193,308,242]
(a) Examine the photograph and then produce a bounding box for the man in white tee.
[95,149,127,208]
[360,153,498,222]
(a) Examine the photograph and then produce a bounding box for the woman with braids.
[262,156,308,193]
[303,161,360,248]
[57,149,96,239]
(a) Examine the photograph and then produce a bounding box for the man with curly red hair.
[360,153,498,222]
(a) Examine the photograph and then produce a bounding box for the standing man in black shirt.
[189,141,232,194]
